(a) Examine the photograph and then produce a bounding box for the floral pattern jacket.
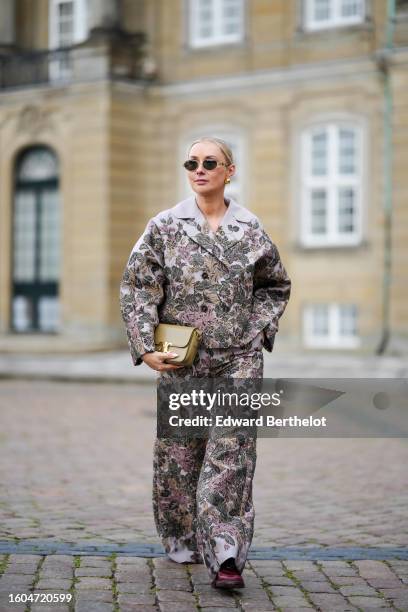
[119,195,291,366]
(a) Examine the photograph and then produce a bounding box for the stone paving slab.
[1,555,408,611]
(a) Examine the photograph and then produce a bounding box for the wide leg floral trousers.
[152,332,264,581]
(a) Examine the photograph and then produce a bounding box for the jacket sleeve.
[119,219,166,366]
[252,233,291,352]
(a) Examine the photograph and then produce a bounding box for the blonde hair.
[188,136,234,166]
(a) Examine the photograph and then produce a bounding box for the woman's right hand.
[141,351,185,372]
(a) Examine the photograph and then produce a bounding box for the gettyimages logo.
[157,378,408,439]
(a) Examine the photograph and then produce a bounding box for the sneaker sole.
[212,578,245,589]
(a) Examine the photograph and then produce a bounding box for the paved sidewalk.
[1,554,408,611]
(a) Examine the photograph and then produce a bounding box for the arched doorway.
[11,146,61,333]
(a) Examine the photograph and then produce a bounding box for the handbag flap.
[154,323,198,349]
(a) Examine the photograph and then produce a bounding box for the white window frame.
[179,129,246,205]
[189,0,245,49]
[49,0,88,81]
[49,0,88,49]
[300,120,363,247]
[304,0,365,31]
[303,303,360,348]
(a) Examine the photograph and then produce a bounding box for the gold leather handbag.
[154,323,202,367]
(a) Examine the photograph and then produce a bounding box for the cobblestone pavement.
[1,555,408,611]
[1,380,408,611]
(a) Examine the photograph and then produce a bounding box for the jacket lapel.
[172,195,252,266]
[172,196,219,258]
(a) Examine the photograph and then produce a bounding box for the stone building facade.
[0,0,407,355]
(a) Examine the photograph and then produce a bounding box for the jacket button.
[201,304,208,312]
[202,272,209,279]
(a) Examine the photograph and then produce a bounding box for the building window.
[49,0,88,48]
[12,147,61,334]
[303,303,359,348]
[49,0,88,79]
[304,0,365,31]
[181,131,245,204]
[300,122,363,247]
[189,0,244,48]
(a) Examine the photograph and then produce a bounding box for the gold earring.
[224,178,231,185]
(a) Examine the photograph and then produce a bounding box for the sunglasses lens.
[203,160,217,170]
[184,160,198,171]
[183,159,222,171]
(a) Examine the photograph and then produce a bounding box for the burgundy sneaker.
[212,559,245,589]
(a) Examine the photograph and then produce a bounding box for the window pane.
[198,0,214,38]
[13,192,36,282]
[311,130,328,176]
[310,189,327,234]
[223,0,240,16]
[223,19,239,35]
[338,187,355,233]
[59,21,74,36]
[199,1,212,21]
[339,304,357,336]
[57,1,74,45]
[12,296,33,331]
[341,0,363,18]
[312,305,329,336]
[222,0,241,35]
[40,189,60,282]
[39,297,60,332]
[58,1,73,18]
[199,25,213,37]
[18,149,58,182]
[313,0,331,21]
[339,128,356,174]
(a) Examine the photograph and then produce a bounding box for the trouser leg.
[152,436,207,563]
[196,431,257,579]
[196,333,264,579]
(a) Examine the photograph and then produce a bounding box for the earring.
[224,178,231,184]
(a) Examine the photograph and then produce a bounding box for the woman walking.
[119,137,291,589]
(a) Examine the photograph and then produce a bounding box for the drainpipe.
[375,0,395,355]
